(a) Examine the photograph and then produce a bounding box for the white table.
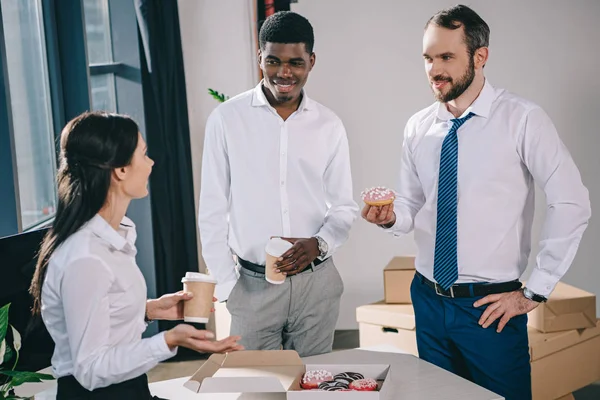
[22,345,503,399]
[304,348,503,400]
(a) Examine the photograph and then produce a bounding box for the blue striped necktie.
[433,112,475,290]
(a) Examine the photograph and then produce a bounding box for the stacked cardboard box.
[382,256,415,304]
[356,256,599,399]
[526,281,598,399]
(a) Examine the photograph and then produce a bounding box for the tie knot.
[451,112,475,126]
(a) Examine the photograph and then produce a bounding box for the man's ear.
[257,49,263,66]
[474,47,488,69]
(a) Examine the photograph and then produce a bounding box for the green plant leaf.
[0,304,9,343]
[0,370,54,380]
[0,371,54,387]
[2,345,12,365]
[0,340,5,365]
[207,88,229,103]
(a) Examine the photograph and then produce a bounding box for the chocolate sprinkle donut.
[333,372,364,385]
[318,380,349,391]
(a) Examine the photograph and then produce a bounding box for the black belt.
[238,257,328,275]
[416,271,522,298]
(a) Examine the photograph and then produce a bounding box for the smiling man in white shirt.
[362,5,590,400]
[198,11,358,357]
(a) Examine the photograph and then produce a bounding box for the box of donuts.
[184,350,391,399]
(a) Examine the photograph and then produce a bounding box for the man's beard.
[432,58,475,103]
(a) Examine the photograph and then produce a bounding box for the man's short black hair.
[259,11,314,53]
[427,5,490,58]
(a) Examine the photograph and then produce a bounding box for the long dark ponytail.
[30,111,139,315]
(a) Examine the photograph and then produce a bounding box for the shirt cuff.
[215,278,238,302]
[149,331,178,362]
[526,268,560,298]
[380,212,406,237]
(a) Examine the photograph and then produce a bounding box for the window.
[1,0,57,230]
[83,0,117,112]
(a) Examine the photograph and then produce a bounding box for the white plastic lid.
[265,237,293,257]
[181,272,217,283]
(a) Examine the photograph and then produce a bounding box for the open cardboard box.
[184,350,391,399]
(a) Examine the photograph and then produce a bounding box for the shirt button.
[283,209,288,214]
[281,181,285,186]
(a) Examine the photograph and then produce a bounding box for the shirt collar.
[436,79,497,121]
[87,214,136,252]
[251,80,313,112]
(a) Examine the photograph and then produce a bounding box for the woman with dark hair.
[30,111,243,399]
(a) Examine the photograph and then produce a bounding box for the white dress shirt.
[387,80,591,297]
[41,215,176,391]
[198,82,359,301]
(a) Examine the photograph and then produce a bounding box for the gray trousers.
[226,258,344,357]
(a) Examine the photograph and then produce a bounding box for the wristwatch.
[314,236,328,258]
[144,309,154,324]
[522,287,548,303]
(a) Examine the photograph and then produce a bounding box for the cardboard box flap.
[548,282,596,300]
[384,257,415,271]
[356,302,415,330]
[185,350,304,393]
[542,301,597,328]
[525,281,596,332]
[542,282,596,326]
[217,350,303,367]
[529,320,600,361]
[545,282,596,320]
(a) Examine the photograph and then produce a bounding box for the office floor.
[148,330,600,399]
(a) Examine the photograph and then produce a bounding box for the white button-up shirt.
[41,215,176,391]
[199,83,359,301]
[387,80,591,297]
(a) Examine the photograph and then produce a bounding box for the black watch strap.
[524,287,548,303]
[531,293,548,303]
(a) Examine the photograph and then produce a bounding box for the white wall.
[179,0,600,329]
[292,0,600,328]
[178,0,259,271]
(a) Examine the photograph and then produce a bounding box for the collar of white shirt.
[250,80,314,112]
[435,79,498,121]
[86,214,136,253]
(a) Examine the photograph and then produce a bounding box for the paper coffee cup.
[265,237,293,284]
[181,272,217,323]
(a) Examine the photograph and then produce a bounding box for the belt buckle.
[435,283,455,298]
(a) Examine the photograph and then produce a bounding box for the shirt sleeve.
[383,120,426,236]
[315,119,359,258]
[60,257,176,391]
[197,109,238,301]
[518,107,591,297]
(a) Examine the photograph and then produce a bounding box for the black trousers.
[57,374,168,400]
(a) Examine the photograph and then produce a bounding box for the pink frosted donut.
[300,370,334,390]
[361,187,395,206]
[349,378,378,391]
